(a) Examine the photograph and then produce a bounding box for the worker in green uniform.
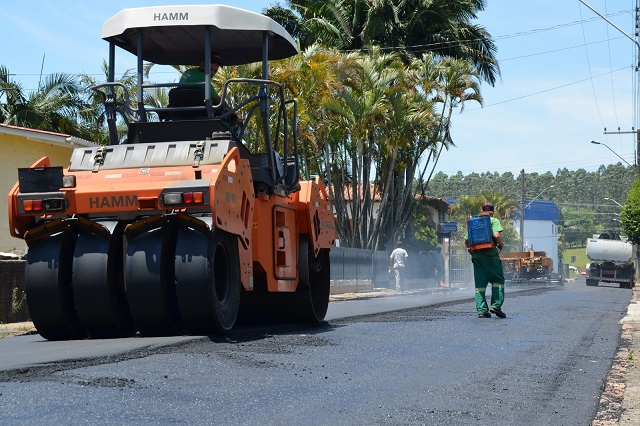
[179,53,223,103]
[179,52,237,123]
[464,202,507,319]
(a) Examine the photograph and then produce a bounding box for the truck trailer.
[586,231,635,289]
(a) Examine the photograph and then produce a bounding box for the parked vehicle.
[586,231,635,289]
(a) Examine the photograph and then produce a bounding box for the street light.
[591,141,633,167]
[604,197,623,207]
[520,185,555,251]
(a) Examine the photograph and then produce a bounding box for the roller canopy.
[102,4,298,66]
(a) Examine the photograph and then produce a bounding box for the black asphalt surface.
[0,278,631,425]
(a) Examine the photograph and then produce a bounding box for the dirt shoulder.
[0,322,36,338]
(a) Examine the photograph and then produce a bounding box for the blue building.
[514,200,560,273]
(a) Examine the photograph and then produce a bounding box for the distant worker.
[389,240,409,291]
[435,246,445,287]
[464,202,507,319]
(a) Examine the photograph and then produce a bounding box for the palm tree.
[79,60,139,144]
[264,0,499,85]
[321,48,405,248]
[0,65,90,138]
[415,55,483,193]
[265,45,483,250]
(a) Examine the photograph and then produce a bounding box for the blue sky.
[1,1,637,177]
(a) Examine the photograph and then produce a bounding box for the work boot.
[490,307,506,318]
[478,312,491,318]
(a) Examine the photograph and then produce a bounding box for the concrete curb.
[618,288,640,425]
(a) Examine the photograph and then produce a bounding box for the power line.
[463,66,630,111]
[398,10,634,55]
[577,2,607,137]
[499,36,626,62]
[603,1,622,130]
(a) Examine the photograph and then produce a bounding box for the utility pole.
[602,128,640,174]
[520,169,525,251]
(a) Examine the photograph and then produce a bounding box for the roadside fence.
[329,247,441,293]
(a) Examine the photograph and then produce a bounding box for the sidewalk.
[615,287,640,425]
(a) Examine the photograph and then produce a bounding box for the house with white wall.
[514,200,560,273]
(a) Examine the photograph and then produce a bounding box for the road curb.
[619,287,640,425]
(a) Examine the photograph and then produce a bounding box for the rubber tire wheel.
[25,228,85,340]
[209,231,241,333]
[298,235,331,322]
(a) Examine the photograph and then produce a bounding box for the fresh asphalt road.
[0,277,631,425]
[0,282,526,370]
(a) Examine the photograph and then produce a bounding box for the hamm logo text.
[89,195,138,209]
[153,12,188,21]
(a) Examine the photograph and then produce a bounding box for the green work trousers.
[471,256,505,314]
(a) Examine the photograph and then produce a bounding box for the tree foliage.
[428,166,636,247]
[268,46,482,249]
[264,0,500,85]
[621,179,640,245]
[0,65,93,139]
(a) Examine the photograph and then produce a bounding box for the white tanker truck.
[586,231,636,289]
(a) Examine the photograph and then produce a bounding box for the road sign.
[440,222,458,233]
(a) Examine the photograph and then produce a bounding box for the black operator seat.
[167,87,207,120]
[249,151,285,194]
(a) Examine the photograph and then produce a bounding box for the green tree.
[264,0,500,85]
[621,179,640,245]
[408,203,438,252]
[79,60,139,145]
[268,46,482,250]
[559,208,597,248]
[0,65,91,139]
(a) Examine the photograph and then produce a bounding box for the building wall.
[1,135,73,253]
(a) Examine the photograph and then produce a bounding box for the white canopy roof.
[102,4,298,66]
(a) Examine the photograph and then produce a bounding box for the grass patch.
[0,322,35,338]
[563,246,589,272]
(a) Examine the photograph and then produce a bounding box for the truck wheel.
[237,235,329,325]
[586,278,598,286]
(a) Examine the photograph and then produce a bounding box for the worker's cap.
[482,202,494,212]
[211,53,223,67]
